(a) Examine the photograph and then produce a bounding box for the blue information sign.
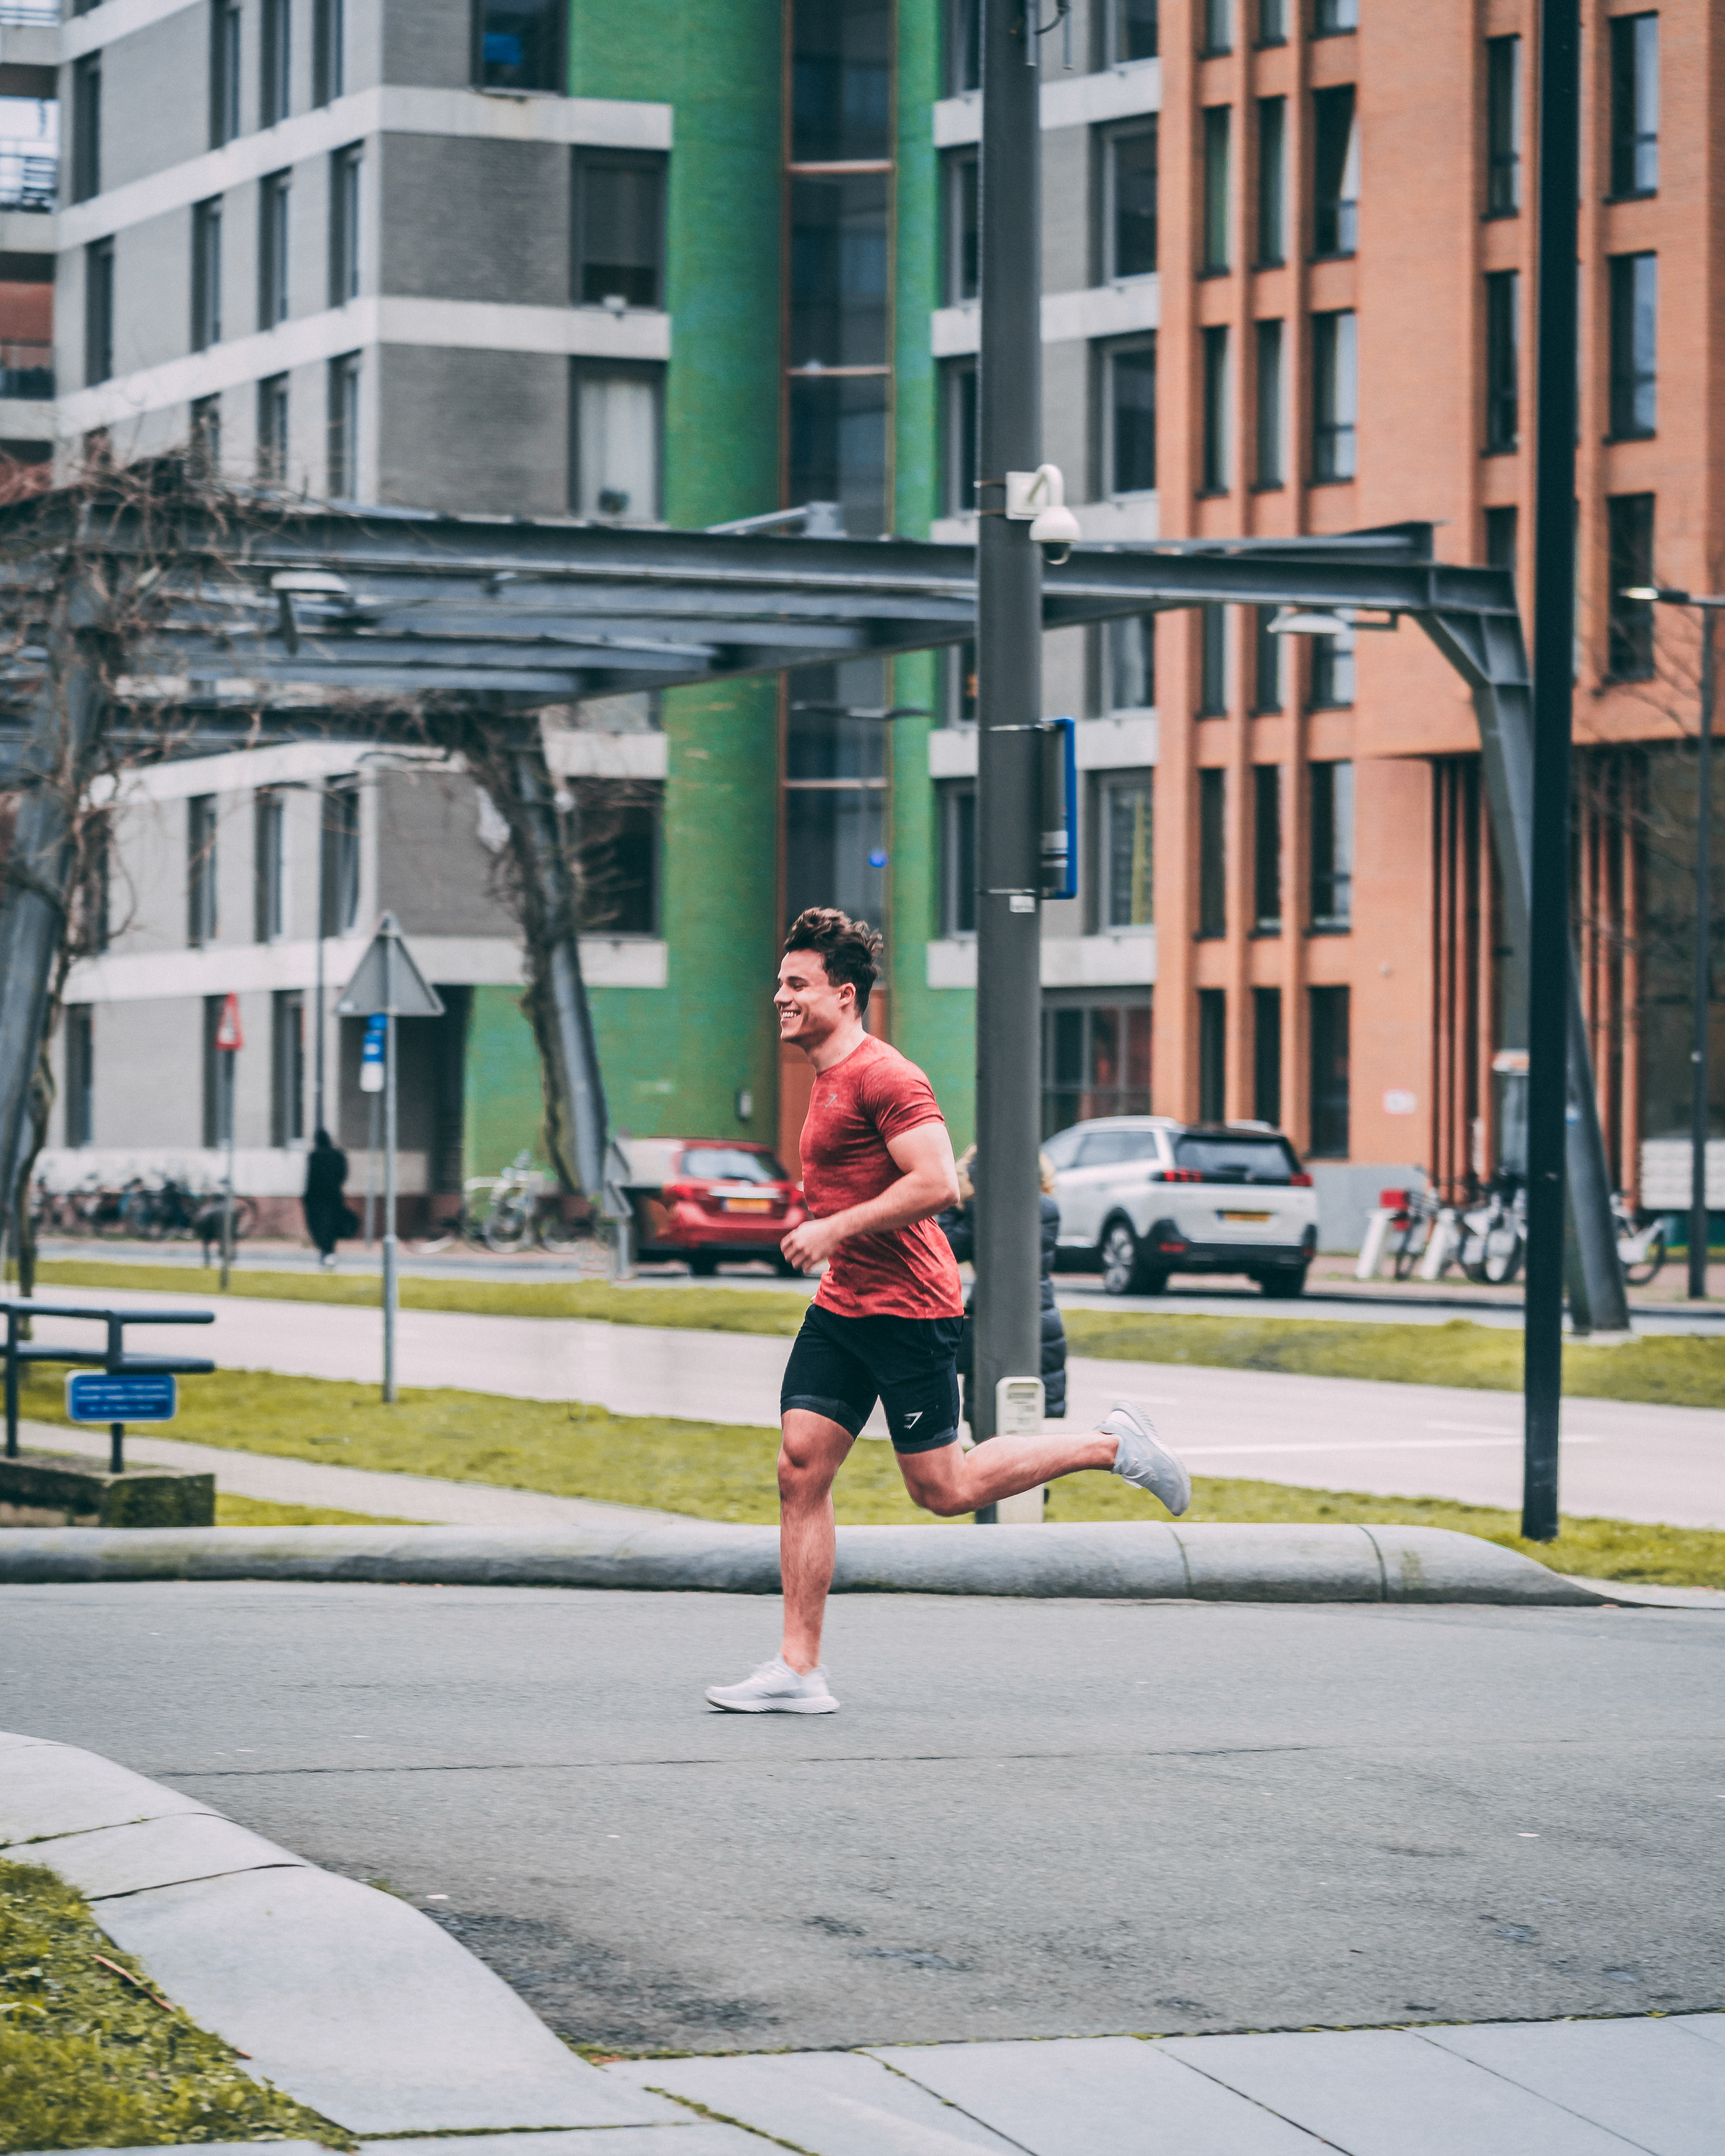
[65,1373,178,1424]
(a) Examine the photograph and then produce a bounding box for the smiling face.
[774,947,856,1052]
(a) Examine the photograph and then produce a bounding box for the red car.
[613,1137,807,1275]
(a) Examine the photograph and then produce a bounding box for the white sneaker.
[706,1656,839,1714]
[1104,1400,1192,1518]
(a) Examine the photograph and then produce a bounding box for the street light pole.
[970,0,1045,1480]
[1522,0,1583,1543]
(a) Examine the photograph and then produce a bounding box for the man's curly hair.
[783,907,882,1011]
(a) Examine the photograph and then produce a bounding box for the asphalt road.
[4,1582,1721,2054]
[19,1287,1725,1524]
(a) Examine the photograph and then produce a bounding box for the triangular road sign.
[336,912,446,1018]
[213,991,243,1051]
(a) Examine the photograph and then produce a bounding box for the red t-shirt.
[800,1035,965,1321]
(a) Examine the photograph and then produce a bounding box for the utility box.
[993,1376,1046,1525]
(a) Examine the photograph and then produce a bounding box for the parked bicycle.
[1458,1176,1526,1286]
[408,1152,592,1256]
[1612,1194,1667,1286]
[1386,1186,1445,1279]
[30,1172,255,1244]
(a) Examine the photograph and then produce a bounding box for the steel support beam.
[970,0,1044,1474]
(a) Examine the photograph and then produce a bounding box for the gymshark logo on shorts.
[904,1411,923,1426]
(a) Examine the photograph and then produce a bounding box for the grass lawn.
[29,1258,1725,1409]
[18,1365,1725,1588]
[0,1858,348,2152]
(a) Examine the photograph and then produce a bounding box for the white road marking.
[1426,1420,1610,1441]
[1173,1434,1607,1458]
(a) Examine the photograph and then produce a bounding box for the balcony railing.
[0,146,55,213]
[0,4,62,23]
[0,340,53,399]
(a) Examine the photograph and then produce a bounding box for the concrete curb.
[0,1520,1603,1603]
[0,1730,682,2138]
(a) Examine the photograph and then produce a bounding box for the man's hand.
[779,1122,960,1274]
[780,1214,846,1272]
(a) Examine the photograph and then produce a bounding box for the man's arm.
[780,1120,960,1272]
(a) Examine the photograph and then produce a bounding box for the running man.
[706,907,1192,1715]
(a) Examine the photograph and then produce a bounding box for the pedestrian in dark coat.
[302,1128,350,1268]
[937,1145,1068,1434]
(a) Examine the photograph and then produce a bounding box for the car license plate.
[1222,1210,1271,1225]
[722,1197,773,1213]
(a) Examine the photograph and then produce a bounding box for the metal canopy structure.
[0,494,1627,1334]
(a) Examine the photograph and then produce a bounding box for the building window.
[786,368,890,533]
[1201,325,1229,493]
[1198,603,1228,716]
[1606,494,1655,681]
[941,357,977,518]
[1201,107,1230,273]
[84,241,113,387]
[271,989,305,1147]
[1309,760,1354,930]
[1199,0,1232,58]
[313,0,345,106]
[790,168,889,367]
[946,640,978,726]
[476,0,564,94]
[70,54,101,203]
[1310,620,1355,707]
[1198,990,1226,1122]
[573,780,662,936]
[943,148,978,303]
[947,0,980,96]
[1309,985,1350,1157]
[257,373,289,481]
[1198,767,1227,936]
[261,0,291,125]
[793,0,891,163]
[1253,606,1282,713]
[211,1,241,150]
[190,393,222,476]
[1099,775,1154,929]
[571,362,664,521]
[784,657,889,930]
[941,782,976,937]
[191,197,222,350]
[1485,35,1521,215]
[1042,999,1152,1136]
[1256,97,1286,265]
[575,150,666,310]
[1107,615,1155,712]
[1312,86,1359,257]
[330,146,362,305]
[320,780,361,936]
[1252,763,1281,930]
[328,353,360,499]
[1484,504,1517,572]
[1311,308,1357,481]
[1313,0,1357,33]
[187,795,219,948]
[1105,0,1159,64]
[1103,121,1159,281]
[64,1007,94,1148]
[255,790,286,941]
[1609,13,1658,198]
[1257,0,1286,47]
[1484,269,1519,453]
[1252,986,1282,1125]
[1103,336,1157,496]
[1254,317,1283,486]
[1607,253,1657,440]
[259,171,291,328]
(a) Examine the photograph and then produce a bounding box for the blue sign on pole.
[66,1373,178,1424]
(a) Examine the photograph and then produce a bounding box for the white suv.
[1042,1117,1320,1297]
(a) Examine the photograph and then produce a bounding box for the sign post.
[213,993,243,1291]
[360,1013,385,1246]
[337,915,444,1403]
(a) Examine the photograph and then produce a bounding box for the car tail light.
[1290,1172,1314,1188]
[1151,1167,1203,1184]
[1158,1240,1187,1254]
[662,1180,697,1203]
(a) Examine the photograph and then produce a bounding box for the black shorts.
[781,1304,963,1454]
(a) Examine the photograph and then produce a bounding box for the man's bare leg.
[778,1408,855,1672]
[899,1420,1139,1518]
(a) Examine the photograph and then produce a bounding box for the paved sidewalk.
[14,1285,1725,1526]
[606,2017,1725,2154]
